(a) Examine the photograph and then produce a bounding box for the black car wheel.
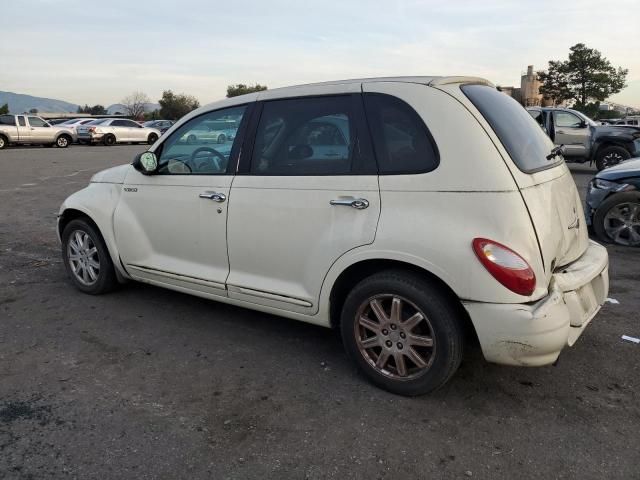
[147,133,158,145]
[103,134,116,146]
[595,146,631,171]
[593,192,640,247]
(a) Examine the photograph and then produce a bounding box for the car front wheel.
[61,219,118,294]
[340,270,464,396]
[593,192,640,247]
[595,146,631,171]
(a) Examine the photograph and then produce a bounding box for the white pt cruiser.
[58,77,609,396]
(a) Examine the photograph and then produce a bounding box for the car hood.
[594,125,640,136]
[90,164,131,184]
[597,158,640,181]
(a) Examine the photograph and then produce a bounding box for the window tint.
[28,116,47,127]
[555,112,582,128]
[250,96,357,175]
[157,105,246,175]
[363,93,438,174]
[0,115,14,125]
[462,84,558,173]
[17,116,26,126]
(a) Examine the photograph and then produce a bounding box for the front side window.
[156,105,246,175]
[554,111,582,128]
[28,116,47,127]
[363,93,439,174]
[462,84,559,173]
[250,96,356,175]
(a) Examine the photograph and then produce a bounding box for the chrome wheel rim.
[604,202,640,246]
[602,152,624,168]
[57,137,68,147]
[355,294,436,380]
[0,137,5,148]
[67,230,100,285]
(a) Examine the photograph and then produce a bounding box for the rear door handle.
[199,191,226,202]
[330,198,369,209]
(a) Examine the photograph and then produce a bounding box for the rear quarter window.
[363,93,439,174]
[462,84,559,173]
[0,115,15,125]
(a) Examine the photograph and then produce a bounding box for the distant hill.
[0,91,79,114]
[106,103,160,115]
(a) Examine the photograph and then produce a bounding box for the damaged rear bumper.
[463,240,609,366]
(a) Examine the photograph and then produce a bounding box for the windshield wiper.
[546,144,564,161]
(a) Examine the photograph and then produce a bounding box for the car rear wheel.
[340,270,464,396]
[593,192,640,247]
[595,146,631,171]
[147,133,158,144]
[61,219,118,294]
[103,134,116,146]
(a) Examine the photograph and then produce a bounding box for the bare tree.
[121,91,151,120]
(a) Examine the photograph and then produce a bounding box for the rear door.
[553,111,589,158]
[226,87,380,313]
[449,84,589,284]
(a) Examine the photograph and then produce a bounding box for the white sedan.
[77,118,161,146]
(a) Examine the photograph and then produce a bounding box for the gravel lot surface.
[1,145,638,479]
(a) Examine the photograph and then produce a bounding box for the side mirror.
[579,121,588,128]
[133,151,158,175]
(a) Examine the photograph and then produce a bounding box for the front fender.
[58,183,128,279]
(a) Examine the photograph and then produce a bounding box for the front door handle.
[199,191,226,202]
[330,198,369,209]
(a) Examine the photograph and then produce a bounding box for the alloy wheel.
[602,152,624,168]
[67,230,100,285]
[57,137,68,147]
[604,202,640,246]
[355,294,436,380]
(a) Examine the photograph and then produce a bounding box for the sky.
[1,0,639,108]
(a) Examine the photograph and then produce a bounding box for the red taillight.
[472,238,536,296]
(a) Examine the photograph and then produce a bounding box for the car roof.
[177,76,492,129]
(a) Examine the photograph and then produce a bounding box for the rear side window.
[0,115,14,125]
[363,93,439,174]
[17,116,26,126]
[462,85,558,173]
[250,95,369,176]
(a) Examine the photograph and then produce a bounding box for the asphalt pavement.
[1,145,639,479]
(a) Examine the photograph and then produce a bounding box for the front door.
[226,89,381,313]
[553,111,590,158]
[27,116,53,142]
[114,104,250,296]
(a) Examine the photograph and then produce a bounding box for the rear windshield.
[462,84,560,173]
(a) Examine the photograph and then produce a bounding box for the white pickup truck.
[0,114,75,149]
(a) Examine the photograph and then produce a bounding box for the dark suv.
[527,107,640,170]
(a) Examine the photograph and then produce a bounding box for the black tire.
[147,133,158,145]
[61,218,118,294]
[56,135,71,148]
[595,145,631,171]
[340,270,464,396]
[103,134,116,146]
[593,191,640,247]
[0,135,7,149]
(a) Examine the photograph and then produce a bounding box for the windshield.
[462,84,561,173]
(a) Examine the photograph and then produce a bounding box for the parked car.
[180,119,237,144]
[614,116,640,127]
[58,77,609,395]
[76,118,161,146]
[57,118,98,142]
[0,114,75,149]
[527,107,640,170]
[586,158,640,246]
[48,118,70,125]
[143,120,174,134]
